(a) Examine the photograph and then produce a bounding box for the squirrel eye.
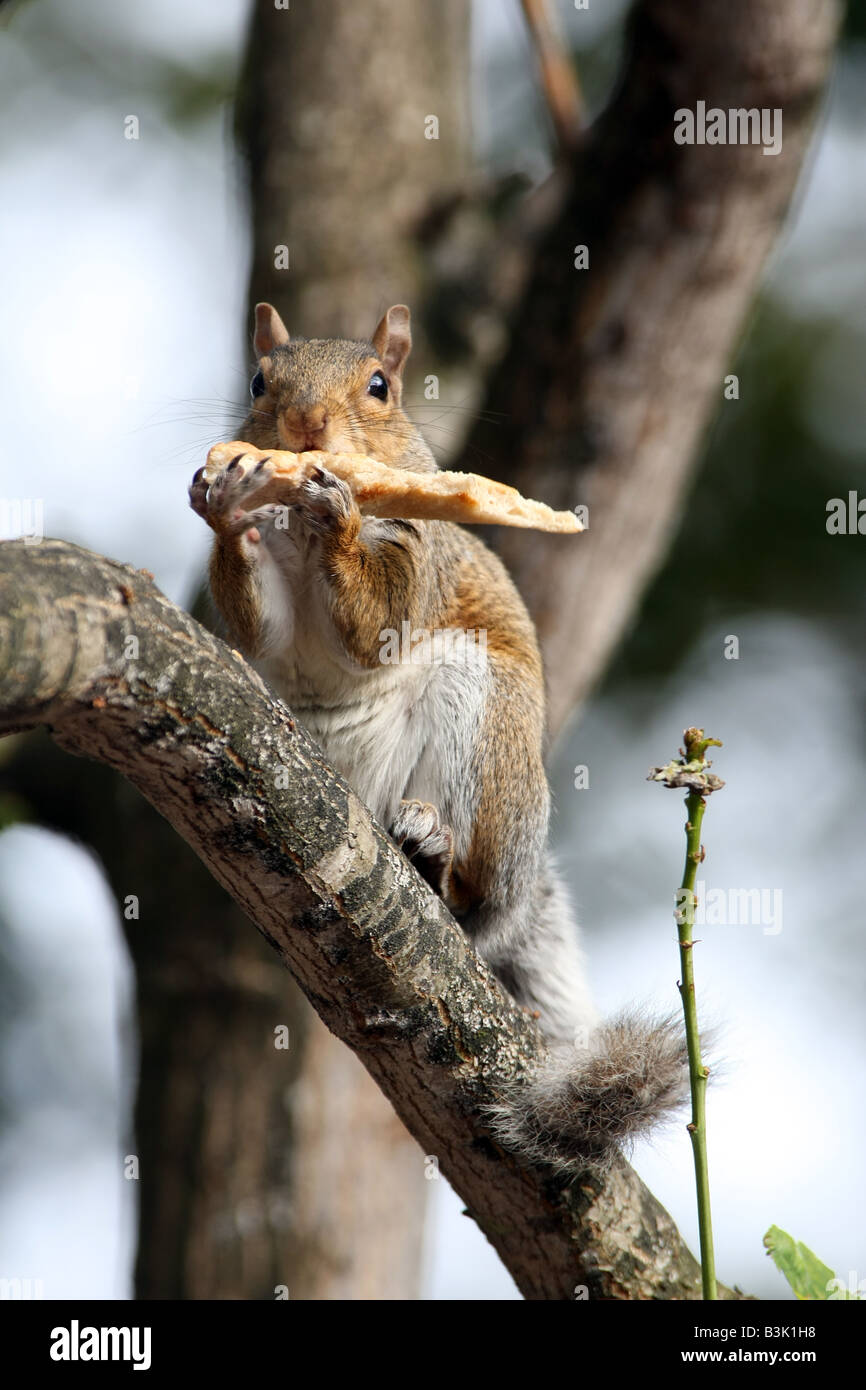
[367,371,388,401]
[250,368,266,400]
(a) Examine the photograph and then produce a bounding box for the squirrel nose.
[292,405,327,433]
[280,404,329,449]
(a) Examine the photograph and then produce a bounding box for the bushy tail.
[486,1010,691,1176]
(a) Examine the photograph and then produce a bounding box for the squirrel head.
[238,302,420,467]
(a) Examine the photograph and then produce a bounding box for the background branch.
[519,0,584,155]
[460,0,841,737]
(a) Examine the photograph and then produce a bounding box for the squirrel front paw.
[389,799,454,898]
[189,451,275,532]
[291,465,359,538]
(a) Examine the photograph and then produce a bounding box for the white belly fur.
[251,532,487,850]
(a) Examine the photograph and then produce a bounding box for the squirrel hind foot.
[389,799,454,898]
[486,1010,693,1177]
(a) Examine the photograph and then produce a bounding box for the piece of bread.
[204,441,582,534]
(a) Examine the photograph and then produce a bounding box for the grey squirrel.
[189,301,688,1174]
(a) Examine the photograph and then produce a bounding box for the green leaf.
[763,1225,856,1300]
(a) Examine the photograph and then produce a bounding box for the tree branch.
[459,0,841,737]
[0,538,750,1300]
[519,0,584,155]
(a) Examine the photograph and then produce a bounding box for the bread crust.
[204,441,582,534]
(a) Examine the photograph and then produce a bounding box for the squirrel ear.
[254,303,290,357]
[372,305,412,379]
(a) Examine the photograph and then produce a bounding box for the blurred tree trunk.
[239,0,469,342]
[0,737,309,1299]
[227,0,471,1300]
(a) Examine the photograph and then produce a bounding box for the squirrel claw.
[188,468,209,519]
[189,452,275,530]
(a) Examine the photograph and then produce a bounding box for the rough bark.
[457,0,841,737]
[0,539,749,1302]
